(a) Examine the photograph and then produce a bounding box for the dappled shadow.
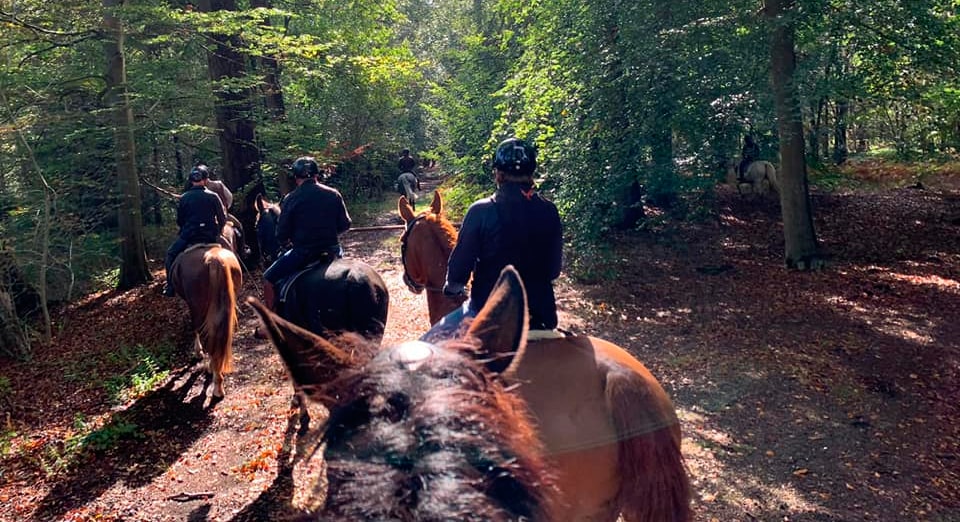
[229,404,325,521]
[564,186,960,519]
[33,365,217,520]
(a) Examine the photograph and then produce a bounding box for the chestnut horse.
[170,244,242,398]
[248,267,562,521]
[398,192,691,522]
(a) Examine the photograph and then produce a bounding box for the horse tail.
[766,162,780,194]
[608,369,691,522]
[202,249,239,375]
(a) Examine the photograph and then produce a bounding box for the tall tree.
[103,0,151,289]
[765,0,822,270]
[196,0,264,261]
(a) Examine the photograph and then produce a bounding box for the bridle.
[399,213,445,294]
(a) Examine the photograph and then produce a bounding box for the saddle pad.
[278,257,333,303]
[528,329,566,340]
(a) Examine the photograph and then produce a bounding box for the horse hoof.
[254,326,268,340]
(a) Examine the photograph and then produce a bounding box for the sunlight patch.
[822,295,936,345]
[885,272,960,291]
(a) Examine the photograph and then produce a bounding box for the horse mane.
[423,212,458,252]
[318,338,559,521]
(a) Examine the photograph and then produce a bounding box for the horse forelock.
[320,339,558,521]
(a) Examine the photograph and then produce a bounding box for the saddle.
[276,252,338,308]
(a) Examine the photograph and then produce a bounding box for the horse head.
[254,193,282,265]
[398,191,465,323]
[249,266,560,520]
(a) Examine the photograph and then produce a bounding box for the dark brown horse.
[398,191,691,521]
[253,194,389,343]
[170,244,242,398]
[248,267,562,521]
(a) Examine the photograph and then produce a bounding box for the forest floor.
[1,160,959,522]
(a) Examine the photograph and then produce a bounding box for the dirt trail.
[2,174,958,521]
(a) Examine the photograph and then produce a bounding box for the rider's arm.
[546,205,563,280]
[276,197,294,246]
[214,194,227,229]
[445,202,485,287]
[335,192,352,234]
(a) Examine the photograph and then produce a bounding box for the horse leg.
[212,370,225,398]
[194,332,204,361]
[291,389,310,434]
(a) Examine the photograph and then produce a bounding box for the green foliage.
[77,418,143,453]
[2,0,960,291]
[102,343,174,404]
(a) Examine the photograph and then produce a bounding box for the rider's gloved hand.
[442,282,466,298]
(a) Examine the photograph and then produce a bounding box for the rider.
[398,148,418,175]
[738,134,760,180]
[430,137,563,337]
[261,156,352,311]
[163,164,227,297]
[189,162,247,258]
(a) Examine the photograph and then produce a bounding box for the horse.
[247,267,562,521]
[170,243,242,398]
[398,192,466,324]
[253,194,389,343]
[253,194,389,428]
[727,159,779,196]
[398,192,691,522]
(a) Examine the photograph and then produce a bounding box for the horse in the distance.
[398,192,691,522]
[247,267,562,521]
[727,159,779,196]
[253,194,389,344]
[169,240,242,398]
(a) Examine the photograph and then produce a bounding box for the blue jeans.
[419,300,476,344]
[263,245,342,284]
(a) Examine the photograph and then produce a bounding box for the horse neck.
[418,218,463,322]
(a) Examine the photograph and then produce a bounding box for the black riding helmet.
[292,156,320,179]
[492,137,537,176]
[189,164,210,182]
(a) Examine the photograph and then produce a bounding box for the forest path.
[2,171,959,521]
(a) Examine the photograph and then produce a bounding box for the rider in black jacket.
[163,165,227,296]
[428,137,562,337]
[261,156,351,311]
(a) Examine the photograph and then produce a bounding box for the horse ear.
[255,194,266,213]
[465,266,529,375]
[430,191,442,215]
[247,297,361,407]
[398,196,416,222]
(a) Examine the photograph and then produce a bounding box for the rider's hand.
[442,282,466,297]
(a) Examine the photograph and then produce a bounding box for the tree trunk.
[833,99,849,165]
[250,0,286,120]
[0,290,30,361]
[104,0,152,289]
[197,0,264,264]
[765,0,822,270]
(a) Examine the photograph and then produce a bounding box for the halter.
[399,213,445,294]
